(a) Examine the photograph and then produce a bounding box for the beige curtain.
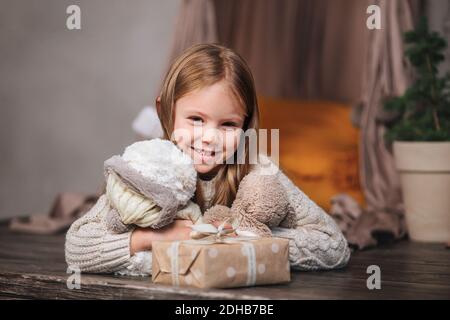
[214,0,369,103]
[166,0,218,71]
[162,0,369,102]
[330,0,419,249]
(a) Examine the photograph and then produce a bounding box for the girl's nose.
[201,126,220,145]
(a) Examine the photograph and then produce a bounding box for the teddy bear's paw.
[232,173,290,227]
[203,205,232,224]
[237,218,272,238]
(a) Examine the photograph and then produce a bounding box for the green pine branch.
[384,16,450,142]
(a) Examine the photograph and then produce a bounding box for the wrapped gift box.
[152,237,291,289]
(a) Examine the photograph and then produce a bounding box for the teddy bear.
[102,138,204,234]
[200,172,298,237]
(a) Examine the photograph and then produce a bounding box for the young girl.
[65,44,350,275]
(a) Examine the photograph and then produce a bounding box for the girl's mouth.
[191,146,219,163]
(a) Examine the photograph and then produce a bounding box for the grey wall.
[0,0,181,219]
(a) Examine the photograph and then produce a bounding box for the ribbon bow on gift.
[188,218,236,242]
[188,217,260,242]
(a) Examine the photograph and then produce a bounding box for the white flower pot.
[394,141,450,242]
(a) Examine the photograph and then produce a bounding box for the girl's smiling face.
[172,80,246,177]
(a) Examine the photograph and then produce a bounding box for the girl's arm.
[65,195,132,273]
[245,166,351,271]
[65,194,193,275]
[130,220,193,255]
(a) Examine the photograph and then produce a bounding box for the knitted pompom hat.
[103,138,197,229]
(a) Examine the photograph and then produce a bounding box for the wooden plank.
[0,222,449,299]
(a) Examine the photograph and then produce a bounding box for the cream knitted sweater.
[65,156,351,275]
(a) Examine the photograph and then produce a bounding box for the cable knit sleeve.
[251,158,351,271]
[65,195,137,273]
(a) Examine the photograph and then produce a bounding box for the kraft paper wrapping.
[152,237,291,289]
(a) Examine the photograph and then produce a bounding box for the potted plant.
[384,17,450,242]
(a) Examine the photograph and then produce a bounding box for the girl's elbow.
[327,233,351,269]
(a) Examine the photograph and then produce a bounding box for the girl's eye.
[188,116,203,124]
[222,122,238,128]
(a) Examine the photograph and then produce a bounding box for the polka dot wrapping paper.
[151,237,291,289]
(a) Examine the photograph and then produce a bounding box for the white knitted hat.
[104,138,197,228]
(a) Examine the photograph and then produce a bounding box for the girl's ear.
[155,96,161,115]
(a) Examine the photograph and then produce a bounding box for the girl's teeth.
[194,148,214,156]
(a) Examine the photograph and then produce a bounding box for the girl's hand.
[211,220,233,230]
[130,219,193,255]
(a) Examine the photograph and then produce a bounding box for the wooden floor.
[0,221,449,299]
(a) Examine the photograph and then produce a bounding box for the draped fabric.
[164,0,370,102]
[213,0,369,102]
[330,0,419,249]
[164,0,218,74]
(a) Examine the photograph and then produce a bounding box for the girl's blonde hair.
[156,43,260,212]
